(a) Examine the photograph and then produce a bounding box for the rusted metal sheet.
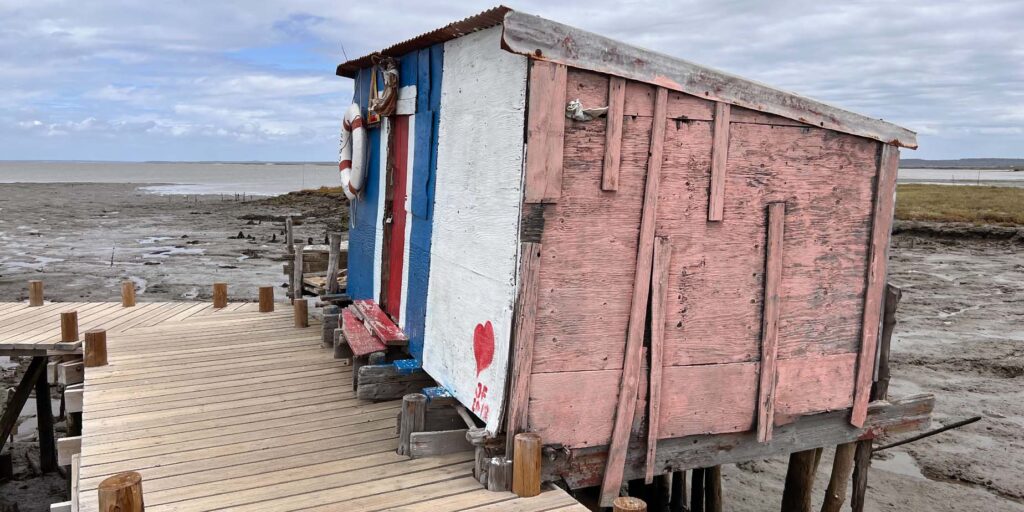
[336,6,511,77]
[500,10,918,149]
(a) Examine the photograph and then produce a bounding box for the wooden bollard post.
[285,215,294,255]
[398,393,427,456]
[212,282,228,309]
[781,448,822,512]
[512,432,542,498]
[60,311,79,342]
[292,244,304,300]
[613,497,648,512]
[121,280,136,307]
[98,471,144,512]
[294,298,308,328]
[28,280,44,306]
[84,329,108,368]
[258,286,274,313]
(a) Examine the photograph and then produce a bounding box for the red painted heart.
[473,321,495,377]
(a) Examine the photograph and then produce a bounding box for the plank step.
[341,309,386,357]
[352,300,408,345]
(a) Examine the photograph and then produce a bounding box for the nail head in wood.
[512,432,542,498]
[212,282,227,308]
[28,280,44,306]
[293,298,309,328]
[60,311,79,342]
[258,286,274,312]
[84,329,108,368]
[97,471,144,512]
[613,497,648,512]
[121,280,136,307]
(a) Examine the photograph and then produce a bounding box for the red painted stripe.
[385,115,410,321]
[339,160,352,171]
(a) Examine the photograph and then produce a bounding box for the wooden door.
[382,115,410,321]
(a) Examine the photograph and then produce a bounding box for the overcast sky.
[1,1,1021,161]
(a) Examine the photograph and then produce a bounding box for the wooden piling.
[781,448,821,512]
[28,280,44,306]
[294,299,308,328]
[97,471,144,512]
[486,457,513,492]
[327,233,342,294]
[84,329,108,368]
[850,440,873,512]
[398,393,427,456]
[60,311,79,342]
[691,468,705,512]
[292,244,304,300]
[258,286,274,313]
[613,497,648,512]
[704,465,722,512]
[670,470,687,512]
[212,282,228,309]
[34,364,56,472]
[821,442,857,512]
[121,280,136,307]
[512,432,542,498]
[873,283,902,401]
[285,215,294,254]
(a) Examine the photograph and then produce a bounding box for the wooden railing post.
[212,282,228,309]
[60,311,79,342]
[614,497,648,512]
[294,299,309,328]
[98,471,144,512]
[121,280,136,307]
[258,286,274,313]
[84,329,108,368]
[28,280,44,306]
[327,233,342,294]
[398,393,427,456]
[292,244,305,300]
[512,432,542,498]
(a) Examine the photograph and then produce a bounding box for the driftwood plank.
[756,202,785,442]
[501,10,917,149]
[504,242,543,457]
[707,102,731,221]
[602,76,627,191]
[600,86,669,507]
[851,144,900,426]
[524,60,568,203]
[645,236,672,483]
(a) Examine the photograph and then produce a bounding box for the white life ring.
[339,103,367,201]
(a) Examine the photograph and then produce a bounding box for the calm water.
[0,161,339,196]
[898,167,1024,187]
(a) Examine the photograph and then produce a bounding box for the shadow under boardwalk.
[66,301,583,511]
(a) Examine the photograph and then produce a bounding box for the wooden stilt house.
[336,6,925,503]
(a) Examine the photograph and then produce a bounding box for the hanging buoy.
[339,103,367,201]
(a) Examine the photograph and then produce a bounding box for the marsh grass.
[896,184,1024,225]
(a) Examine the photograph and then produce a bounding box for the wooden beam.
[851,144,900,427]
[65,386,84,414]
[645,236,672,483]
[49,502,71,512]
[524,59,568,203]
[544,394,933,489]
[57,436,81,466]
[707,103,731,221]
[59,361,84,386]
[602,76,627,191]
[757,202,785,442]
[35,360,57,472]
[600,86,669,507]
[504,242,542,458]
[873,284,902,401]
[501,10,918,149]
[0,357,46,452]
[409,429,472,458]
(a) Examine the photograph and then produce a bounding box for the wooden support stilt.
[327,233,342,294]
[512,432,542,498]
[60,311,79,342]
[258,286,274,312]
[398,393,426,456]
[669,470,687,512]
[294,299,308,328]
[292,244,304,300]
[690,468,705,512]
[34,361,56,473]
[821,442,857,512]
[84,329,108,368]
[212,282,227,308]
[28,280,44,306]
[850,440,872,512]
[614,497,648,512]
[0,451,12,481]
[704,465,722,512]
[651,473,671,512]
[781,448,821,512]
[873,283,902,401]
[333,328,352,361]
[121,280,136,307]
[97,471,144,512]
[285,215,294,255]
[486,456,513,492]
[1,358,45,453]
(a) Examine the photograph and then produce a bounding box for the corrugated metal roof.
[335,6,512,78]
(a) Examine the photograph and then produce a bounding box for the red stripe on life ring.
[349,117,363,131]
[343,119,351,131]
[339,160,352,171]
[348,182,359,195]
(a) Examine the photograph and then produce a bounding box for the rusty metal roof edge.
[336,5,513,78]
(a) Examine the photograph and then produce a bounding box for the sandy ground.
[1,183,1022,511]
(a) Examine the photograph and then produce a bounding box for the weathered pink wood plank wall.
[521,66,884,449]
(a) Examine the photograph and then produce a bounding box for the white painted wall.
[422,26,528,434]
[372,118,390,303]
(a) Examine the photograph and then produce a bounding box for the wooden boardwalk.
[14,301,586,511]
